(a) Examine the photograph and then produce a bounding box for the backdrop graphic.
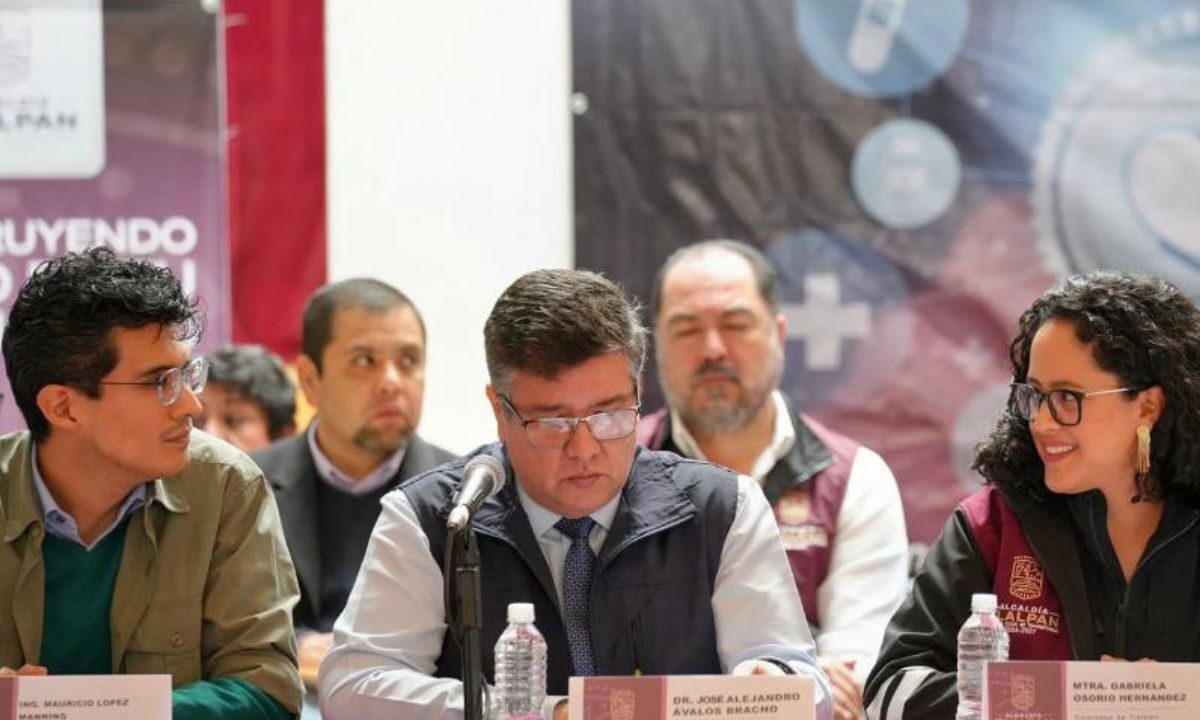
[573,0,1200,541]
[0,0,228,432]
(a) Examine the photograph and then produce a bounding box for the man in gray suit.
[253,279,452,692]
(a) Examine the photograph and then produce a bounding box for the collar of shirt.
[30,445,147,551]
[517,479,621,553]
[669,389,796,482]
[515,478,623,606]
[306,421,407,497]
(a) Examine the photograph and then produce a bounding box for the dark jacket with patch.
[864,484,1200,720]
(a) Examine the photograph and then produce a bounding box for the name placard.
[986,660,1200,720]
[569,674,814,720]
[0,675,171,720]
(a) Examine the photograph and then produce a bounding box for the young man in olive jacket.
[0,249,303,720]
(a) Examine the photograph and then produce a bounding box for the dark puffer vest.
[400,443,740,695]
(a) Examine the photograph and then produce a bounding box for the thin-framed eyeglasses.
[1009,382,1135,427]
[498,394,640,449]
[101,357,209,407]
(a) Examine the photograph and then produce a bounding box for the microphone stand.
[453,524,485,720]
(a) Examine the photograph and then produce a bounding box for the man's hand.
[731,658,788,676]
[298,632,334,691]
[820,659,864,720]
[0,665,48,677]
[553,699,569,720]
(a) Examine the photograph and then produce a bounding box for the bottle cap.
[971,593,998,613]
[507,602,535,623]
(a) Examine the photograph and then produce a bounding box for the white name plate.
[0,674,171,720]
[569,674,814,720]
[985,660,1200,720]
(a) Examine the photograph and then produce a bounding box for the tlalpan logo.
[986,661,1065,720]
[1011,673,1036,712]
[0,1,32,87]
[0,0,105,178]
[1009,555,1045,602]
[609,688,636,720]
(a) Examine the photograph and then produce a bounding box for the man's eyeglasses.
[499,394,639,449]
[1009,382,1135,427]
[101,357,210,407]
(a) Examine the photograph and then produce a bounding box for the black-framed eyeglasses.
[101,357,209,407]
[499,394,640,449]
[1009,382,1135,427]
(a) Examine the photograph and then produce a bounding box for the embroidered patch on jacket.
[776,490,811,525]
[1009,554,1045,601]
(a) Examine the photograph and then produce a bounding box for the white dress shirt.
[670,391,909,680]
[815,446,907,678]
[319,467,833,720]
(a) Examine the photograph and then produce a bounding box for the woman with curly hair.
[864,270,1200,720]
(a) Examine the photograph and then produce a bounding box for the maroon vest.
[960,486,1074,659]
[637,408,854,628]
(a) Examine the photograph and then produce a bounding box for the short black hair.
[484,268,646,393]
[652,239,780,316]
[207,344,296,440]
[2,247,201,442]
[301,278,424,371]
[974,270,1200,505]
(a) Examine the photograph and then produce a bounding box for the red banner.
[224,0,326,361]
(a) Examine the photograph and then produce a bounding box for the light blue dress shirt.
[306,422,408,497]
[30,446,147,550]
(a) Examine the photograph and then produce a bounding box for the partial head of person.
[484,268,646,520]
[2,247,204,484]
[652,239,786,439]
[297,278,427,474]
[199,344,296,453]
[973,270,1200,505]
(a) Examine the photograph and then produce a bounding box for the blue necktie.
[555,516,596,676]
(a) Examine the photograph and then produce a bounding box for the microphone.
[446,454,506,532]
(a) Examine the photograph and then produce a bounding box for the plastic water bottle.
[493,602,547,720]
[956,593,1010,720]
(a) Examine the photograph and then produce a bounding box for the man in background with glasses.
[320,268,832,720]
[0,248,302,720]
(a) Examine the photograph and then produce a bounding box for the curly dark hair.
[973,270,1200,505]
[207,344,296,440]
[2,247,202,442]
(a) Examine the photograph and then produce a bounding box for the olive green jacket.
[0,431,303,715]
